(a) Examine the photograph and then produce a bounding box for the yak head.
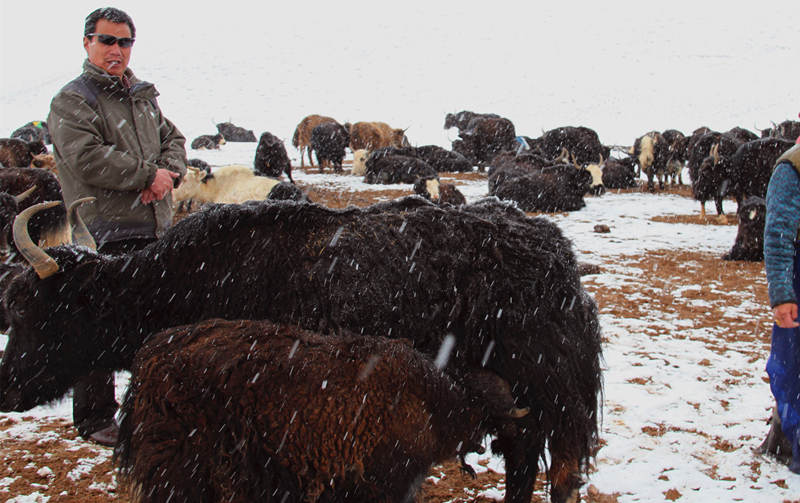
[0,199,103,412]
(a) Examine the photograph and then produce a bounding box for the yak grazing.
[116,318,527,503]
[0,196,602,503]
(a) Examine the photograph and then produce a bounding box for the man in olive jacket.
[47,7,187,446]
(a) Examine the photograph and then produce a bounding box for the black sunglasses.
[87,33,135,48]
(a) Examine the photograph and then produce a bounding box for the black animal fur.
[0,197,602,503]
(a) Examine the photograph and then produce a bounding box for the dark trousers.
[73,237,155,437]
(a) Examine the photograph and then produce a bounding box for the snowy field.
[3,1,800,500]
[0,142,797,502]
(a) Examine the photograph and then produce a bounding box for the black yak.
[722,196,766,261]
[310,122,350,173]
[254,131,294,182]
[0,196,602,503]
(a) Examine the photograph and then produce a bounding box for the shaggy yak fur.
[488,154,593,212]
[601,157,638,189]
[0,138,48,168]
[414,145,473,172]
[442,110,501,133]
[412,178,467,206]
[363,154,438,185]
[254,131,294,182]
[348,121,409,151]
[292,114,339,168]
[216,121,257,142]
[10,121,51,144]
[722,196,766,262]
[310,122,350,173]
[536,126,609,167]
[0,168,66,251]
[190,133,225,150]
[716,137,794,209]
[0,196,602,503]
[116,318,527,503]
[689,132,745,215]
[761,120,800,141]
[456,117,517,168]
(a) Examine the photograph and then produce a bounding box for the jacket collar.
[82,59,158,100]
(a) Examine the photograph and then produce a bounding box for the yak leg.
[307,147,315,168]
[492,435,543,503]
[299,146,306,168]
[549,448,584,503]
[700,203,706,219]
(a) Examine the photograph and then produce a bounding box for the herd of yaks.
[0,111,797,501]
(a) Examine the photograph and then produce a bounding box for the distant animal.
[415,144,473,172]
[491,163,592,212]
[537,126,609,167]
[116,318,525,503]
[348,121,409,151]
[190,133,225,150]
[443,110,501,133]
[310,122,350,173]
[413,178,467,206]
[1,196,602,503]
[172,165,281,210]
[186,158,211,173]
[690,132,746,216]
[726,126,758,144]
[584,162,605,195]
[10,121,50,144]
[215,122,257,142]
[351,149,369,176]
[363,154,437,184]
[661,129,688,185]
[718,137,794,211]
[630,131,670,191]
[601,157,638,189]
[456,116,517,168]
[292,114,339,168]
[761,120,800,141]
[254,132,294,182]
[722,196,765,261]
[265,181,310,202]
[0,138,48,168]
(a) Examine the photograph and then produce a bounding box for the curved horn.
[13,201,62,279]
[14,185,37,204]
[67,197,97,250]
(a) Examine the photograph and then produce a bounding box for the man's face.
[83,19,132,77]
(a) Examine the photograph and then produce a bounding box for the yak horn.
[13,201,62,279]
[14,186,37,204]
[67,197,97,250]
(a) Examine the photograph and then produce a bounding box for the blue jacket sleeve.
[765,163,800,307]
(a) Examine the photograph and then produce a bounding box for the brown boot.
[759,406,793,465]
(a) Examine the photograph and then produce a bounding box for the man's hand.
[141,168,179,204]
[773,302,799,328]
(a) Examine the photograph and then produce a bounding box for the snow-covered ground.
[1,140,796,501]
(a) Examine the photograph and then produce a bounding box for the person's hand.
[773,302,799,328]
[141,169,179,204]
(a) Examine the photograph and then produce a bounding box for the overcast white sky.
[2,1,799,147]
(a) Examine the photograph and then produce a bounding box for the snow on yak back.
[0,196,602,503]
[116,318,527,503]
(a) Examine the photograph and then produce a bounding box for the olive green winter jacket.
[48,60,186,245]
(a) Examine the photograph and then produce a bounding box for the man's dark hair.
[84,7,136,39]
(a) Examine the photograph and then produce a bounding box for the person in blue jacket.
[764,142,800,473]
